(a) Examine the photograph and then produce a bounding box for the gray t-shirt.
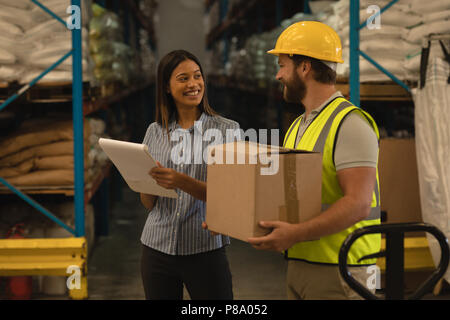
[295,92,378,171]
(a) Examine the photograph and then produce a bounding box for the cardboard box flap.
[208,141,318,165]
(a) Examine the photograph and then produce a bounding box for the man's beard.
[283,71,306,104]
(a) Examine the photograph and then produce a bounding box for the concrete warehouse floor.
[30,186,450,300]
[86,186,287,300]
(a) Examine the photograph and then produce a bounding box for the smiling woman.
[169,59,204,112]
[138,49,241,300]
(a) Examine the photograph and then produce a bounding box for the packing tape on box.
[279,154,299,224]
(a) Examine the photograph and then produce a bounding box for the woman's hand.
[201,221,220,236]
[150,161,185,190]
[150,161,206,201]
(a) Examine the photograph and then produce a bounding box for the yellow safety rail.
[377,237,435,272]
[0,237,87,299]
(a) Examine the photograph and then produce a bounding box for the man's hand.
[150,161,185,190]
[248,221,301,252]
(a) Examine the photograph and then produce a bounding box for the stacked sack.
[0,117,106,187]
[317,0,422,82]
[316,0,450,82]
[401,0,450,79]
[0,0,33,82]
[0,0,93,84]
[20,0,93,84]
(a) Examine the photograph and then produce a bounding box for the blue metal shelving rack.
[0,0,87,299]
[349,0,411,106]
[0,0,85,239]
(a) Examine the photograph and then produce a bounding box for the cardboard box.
[378,138,422,224]
[206,141,322,242]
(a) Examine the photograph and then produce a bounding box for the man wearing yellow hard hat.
[248,21,381,300]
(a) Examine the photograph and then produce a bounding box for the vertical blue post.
[303,0,311,14]
[349,0,360,107]
[72,0,85,237]
[276,0,283,26]
[257,5,263,33]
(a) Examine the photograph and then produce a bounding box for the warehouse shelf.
[208,74,413,101]
[348,0,412,105]
[0,0,156,299]
[83,79,154,116]
[123,0,157,49]
[206,0,306,49]
[206,0,258,47]
[0,79,153,107]
[0,161,112,203]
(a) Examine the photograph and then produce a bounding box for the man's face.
[275,54,306,104]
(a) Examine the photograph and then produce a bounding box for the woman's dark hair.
[155,50,216,135]
[289,54,337,85]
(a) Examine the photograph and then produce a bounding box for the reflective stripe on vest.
[283,97,381,265]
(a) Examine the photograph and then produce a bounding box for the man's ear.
[302,60,312,73]
[298,60,312,78]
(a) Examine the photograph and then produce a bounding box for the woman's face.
[168,59,204,110]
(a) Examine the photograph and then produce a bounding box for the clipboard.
[98,138,178,198]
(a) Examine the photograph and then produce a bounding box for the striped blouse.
[141,112,241,255]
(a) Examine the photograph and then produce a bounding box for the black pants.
[141,244,233,300]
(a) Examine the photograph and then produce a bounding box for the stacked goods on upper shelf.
[0,0,93,84]
[89,2,158,86]
[206,0,449,86]
[208,11,316,86]
[316,0,450,82]
[139,0,158,79]
[0,117,108,187]
[401,1,450,79]
[89,3,132,86]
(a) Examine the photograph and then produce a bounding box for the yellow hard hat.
[267,21,344,63]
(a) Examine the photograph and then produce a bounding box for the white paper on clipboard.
[98,138,178,198]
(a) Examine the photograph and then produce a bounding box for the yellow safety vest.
[283,96,381,265]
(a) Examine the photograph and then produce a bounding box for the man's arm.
[247,166,376,252]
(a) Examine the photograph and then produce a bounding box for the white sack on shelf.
[359,39,421,60]
[0,35,39,61]
[332,1,421,28]
[403,20,450,45]
[409,0,450,14]
[20,69,73,84]
[0,48,16,65]
[22,20,68,43]
[422,10,450,24]
[357,7,422,29]
[0,0,30,10]
[332,0,412,16]
[404,54,421,73]
[26,56,89,72]
[0,65,25,82]
[308,1,335,15]
[413,55,450,284]
[340,24,405,44]
[0,20,24,38]
[359,57,405,82]
[0,5,35,31]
